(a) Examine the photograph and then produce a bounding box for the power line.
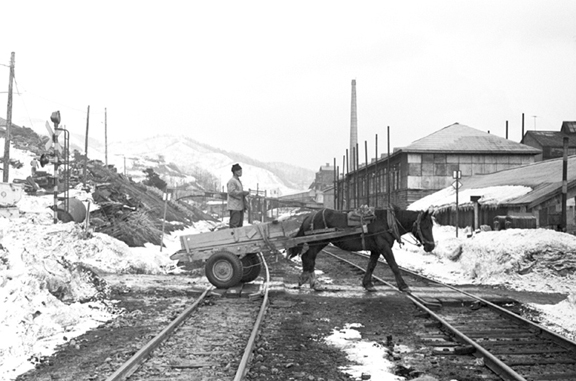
[13,77,36,129]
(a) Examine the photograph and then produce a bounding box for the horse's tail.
[287,223,306,258]
[287,212,314,258]
[287,244,302,258]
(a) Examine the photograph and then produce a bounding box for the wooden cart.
[170,219,365,288]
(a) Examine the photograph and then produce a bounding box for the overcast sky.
[2,1,576,171]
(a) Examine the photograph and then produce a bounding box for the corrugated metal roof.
[399,123,541,154]
[411,155,576,211]
[458,155,576,206]
[524,130,576,147]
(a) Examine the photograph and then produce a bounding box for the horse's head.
[412,209,435,252]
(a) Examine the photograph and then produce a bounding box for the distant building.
[277,189,322,209]
[306,163,335,204]
[521,121,576,161]
[335,123,541,210]
[322,185,335,208]
[410,155,576,232]
[309,163,334,192]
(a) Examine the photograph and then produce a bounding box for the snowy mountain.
[67,132,314,196]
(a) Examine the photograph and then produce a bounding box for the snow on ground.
[0,189,216,380]
[394,224,576,340]
[324,323,400,381]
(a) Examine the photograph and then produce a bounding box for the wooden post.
[83,105,90,186]
[454,168,461,237]
[104,108,108,167]
[333,157,337,209]
[3,52,15,183]
[521,113,525,141]
[505,120,508,140]
[342,155,345,210]
[375,134,378,208]
[387,126,391,207]
[365,140,369,206]
[471,195,481,231]
[336,165,339,210]
[160,190,170,252]
[345,149,349,210]
[355,142,359,208]
[561,137,569,231]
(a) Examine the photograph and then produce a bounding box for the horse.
[287,207,435,292]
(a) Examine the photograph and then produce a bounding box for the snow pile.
[0,190,211,380]
[396,224,576,339]
[420,226,576,293]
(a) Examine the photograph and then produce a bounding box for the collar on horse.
[309,209,329,231]
[386,207,403,246]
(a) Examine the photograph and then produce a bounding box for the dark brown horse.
[288,207,435,292]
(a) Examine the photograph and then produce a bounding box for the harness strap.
[310,209,328,232]
[360,215,366,250]
[387,208,402,244]
[309,210,318,231]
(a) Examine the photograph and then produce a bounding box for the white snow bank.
[395,224,576,339]
[0,190,214,380]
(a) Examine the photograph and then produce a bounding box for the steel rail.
[322,248,399,290]
[234,252,270,381]
[344,248,576,351]
[320,248,569,381]
[368,251,576,351]
[405,295,528,381]
[104,287,211,381]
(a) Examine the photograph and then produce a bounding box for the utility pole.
[83,105,90,186]
[2,52,15,182]
[365,140,369,206]
[387,126,391,207]
[561,137,569,232]
[104,107,108,167]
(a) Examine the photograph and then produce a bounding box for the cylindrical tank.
[0,183,24,206]
[57,198,87,223]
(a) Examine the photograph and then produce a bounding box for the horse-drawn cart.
[170,218,366,288]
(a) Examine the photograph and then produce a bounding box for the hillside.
[67,131,314,196]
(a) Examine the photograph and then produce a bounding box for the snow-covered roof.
[409,155,576,211]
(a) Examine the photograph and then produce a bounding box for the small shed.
[409,155,576,232]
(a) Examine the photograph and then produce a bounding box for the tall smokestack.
[350,79,358,171]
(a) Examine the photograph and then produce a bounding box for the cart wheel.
[241,253,262,283]
[205,251,243,288]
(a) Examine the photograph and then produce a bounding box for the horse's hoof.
[313,282,329,291]
[365,286,377,292]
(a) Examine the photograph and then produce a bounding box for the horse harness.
[307,207,397,251]
[412,210,435,247]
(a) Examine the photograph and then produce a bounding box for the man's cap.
[231,163,242,172]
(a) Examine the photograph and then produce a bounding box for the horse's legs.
[380,243,410,291]
[299,243,326,289]
[362,250,380,292]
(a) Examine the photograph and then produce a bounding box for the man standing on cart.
[227,163,250,228]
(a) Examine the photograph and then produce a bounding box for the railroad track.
[104,253,271,381]
[321,245,576,381]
